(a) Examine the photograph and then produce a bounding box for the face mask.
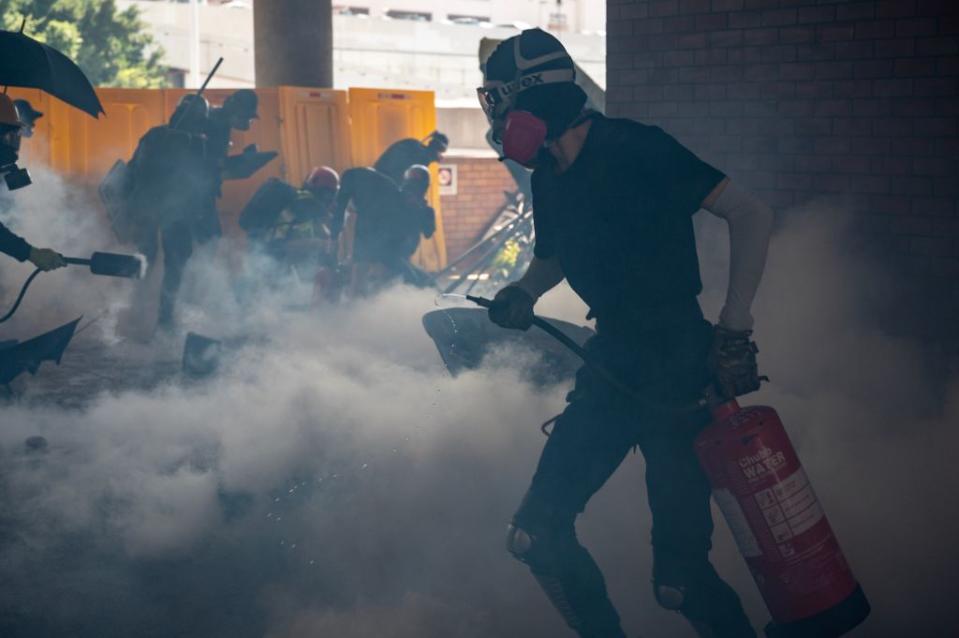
[501,110,548,167]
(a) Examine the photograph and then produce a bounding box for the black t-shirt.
[532,114,724,325]
[374,139,435,184]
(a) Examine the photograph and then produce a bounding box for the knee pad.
[505,521,575,572]
[654,583,687,611]
[506,523,534,559]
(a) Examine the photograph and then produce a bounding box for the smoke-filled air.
[0,167,954,638]
[2,6,958,638]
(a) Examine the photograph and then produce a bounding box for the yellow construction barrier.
[11,85,446,269]
[348,88,447,271]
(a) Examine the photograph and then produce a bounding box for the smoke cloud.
[0,174,956,638]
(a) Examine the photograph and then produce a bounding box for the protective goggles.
[477,68,576,123]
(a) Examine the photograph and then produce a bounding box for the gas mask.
[477,38,576,166]
[0,127,31,190]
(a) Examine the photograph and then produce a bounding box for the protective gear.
[304,165,340,194]
[222,89,259,130]
[28,247,66,271]
[654,584,686,610]
[171,94,210,131]
[505,523,533,556]
[401,164,430,199]
[0,95,31,189]
[707,326,762,399]
[424,130,449,153]
[652,552,757,638]
[501,110,548,166]
[507,504,627,638]
[478,31,576,124]
[488,284,535,331]
[13,99,42,137]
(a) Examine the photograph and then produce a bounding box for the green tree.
[1,0,167,88]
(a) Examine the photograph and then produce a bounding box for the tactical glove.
[488,285,535,331]
[28,247,66,271]
[708,325,762,399]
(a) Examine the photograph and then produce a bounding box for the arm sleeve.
[644,127,726,216]
[530,171,557,259]
[704,181,775,331]
[0,221,32,262]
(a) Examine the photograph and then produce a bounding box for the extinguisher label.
[713,488,763,558]
[696,408,860,623]
[754,468,825,538]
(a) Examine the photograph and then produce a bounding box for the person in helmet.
[200,89,263,243]
[331,163,436,294]
[205,88,259,167]
[0,94,64,270]
[480,29,776,638]
[13,99,42,138]
[263,166,341,271]
[392,164,435,283]
[373,130,449,184]
[125,93,215,330]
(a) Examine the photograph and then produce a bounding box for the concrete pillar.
[254,0,333,88]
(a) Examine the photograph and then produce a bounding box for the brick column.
[440,156,518,261]
[607,0,959,350]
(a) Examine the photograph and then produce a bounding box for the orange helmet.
[304,166,340,193]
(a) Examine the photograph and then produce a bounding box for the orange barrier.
[11,85,447,270]
[348,88,447,271]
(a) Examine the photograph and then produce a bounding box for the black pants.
[157,221,194,329]
[509,316,755,638]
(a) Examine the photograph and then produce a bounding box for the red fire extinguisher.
[695,400,871,637]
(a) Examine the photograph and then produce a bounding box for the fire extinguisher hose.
[464,294,711,416]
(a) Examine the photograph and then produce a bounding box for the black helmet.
[171,94,210,130]
[479,29,586,139]
[223,89,259,120]
[402,164,431,198]
[424,131,449,152]
[13,99,43,127]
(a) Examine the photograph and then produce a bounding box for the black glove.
[708,326,763,399]
[488,285,535,331]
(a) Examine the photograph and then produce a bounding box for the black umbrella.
[0,28,104,118]
[0,317,80,385]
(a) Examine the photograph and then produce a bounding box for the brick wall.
[440,156,518,261]
[607,0,959,349]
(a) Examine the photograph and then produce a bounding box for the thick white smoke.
[1,172,956,638]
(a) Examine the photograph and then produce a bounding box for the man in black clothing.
[202,89,261,242]
[331,167,397,268]
[389,164,436,287]
[126,94,214,329]
[373,130,448,184]
[0,94,63,271]
[480,30,775,638]
[331,165,436,292]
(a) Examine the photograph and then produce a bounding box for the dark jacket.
[0,221,30,262]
